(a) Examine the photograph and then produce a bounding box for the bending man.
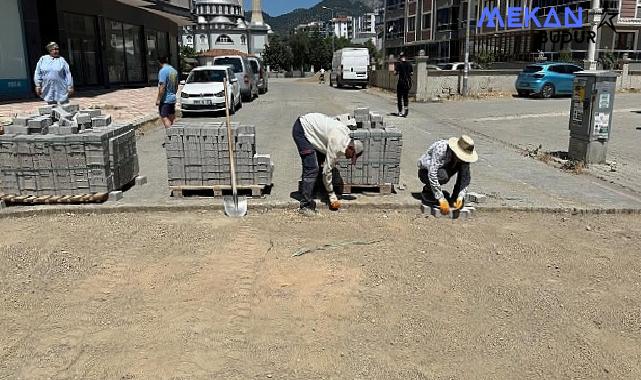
[418,135,479,215]
[292,113,364,214]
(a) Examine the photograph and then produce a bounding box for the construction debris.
[165,121,274,188]
[0,105,139,196]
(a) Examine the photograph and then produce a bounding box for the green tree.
[180,46,197,72]
[289,31,311,71]
[308,32,332,70]
[263,34,293,72]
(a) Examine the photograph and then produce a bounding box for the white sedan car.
[180,65,242,116]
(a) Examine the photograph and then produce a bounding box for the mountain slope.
[246,0,382,36]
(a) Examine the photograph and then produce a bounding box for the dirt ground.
[1,210,641,379]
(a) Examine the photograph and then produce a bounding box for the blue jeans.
[292,118,319,210]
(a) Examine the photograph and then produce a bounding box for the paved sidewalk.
[0,87,160,126]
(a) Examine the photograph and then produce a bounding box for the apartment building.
[383,0,641,63]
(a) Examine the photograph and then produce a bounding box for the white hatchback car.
[180,65,242,116]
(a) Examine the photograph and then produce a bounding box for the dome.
[237,19,248,29]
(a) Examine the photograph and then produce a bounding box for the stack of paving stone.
[165,121,274,187]
[335,108,402,187]
[0,104,139,195]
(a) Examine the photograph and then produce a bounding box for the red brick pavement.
[0,87,161,126]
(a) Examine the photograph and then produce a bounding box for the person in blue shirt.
[156,56,178,128]
[34,42,74,104]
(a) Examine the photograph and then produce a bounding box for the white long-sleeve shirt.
[299,113,351,194]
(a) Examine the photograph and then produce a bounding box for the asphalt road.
[117,78,641,210]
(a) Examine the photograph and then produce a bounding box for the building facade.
[181,0,271,57]
[1,0,191,100]
[383,0,641,63]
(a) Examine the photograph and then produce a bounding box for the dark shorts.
[159,103,176,118]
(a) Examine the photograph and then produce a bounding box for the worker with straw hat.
[417,135,479,215]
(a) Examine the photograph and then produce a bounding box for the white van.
[330,48,370,89]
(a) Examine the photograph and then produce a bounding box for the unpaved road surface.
[1,211,641,379]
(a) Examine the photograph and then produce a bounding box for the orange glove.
[439,198,450,215]
[455,198,464,210]
[329,192,341,210]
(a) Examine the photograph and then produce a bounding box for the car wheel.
[337,79,343,88]
[540,83,555,99]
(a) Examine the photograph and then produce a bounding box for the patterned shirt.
[417,140,470,200]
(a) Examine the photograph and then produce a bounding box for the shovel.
[222,78,247,217]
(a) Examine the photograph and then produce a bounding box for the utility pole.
[463,0,472,96]
[585,0,602,70]
[323,6,335,53]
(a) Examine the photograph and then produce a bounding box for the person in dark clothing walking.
[395,52,413,117]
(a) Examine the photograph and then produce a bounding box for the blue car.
[515,62,583,98]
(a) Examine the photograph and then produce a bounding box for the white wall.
[0,0,29,98]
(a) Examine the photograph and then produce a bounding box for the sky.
[243,0,321,16]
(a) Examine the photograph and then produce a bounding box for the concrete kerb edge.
[1,200,641,220]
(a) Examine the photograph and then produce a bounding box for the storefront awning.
[114,0,194,26]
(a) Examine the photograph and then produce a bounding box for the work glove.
[439,198,450,215]
[329,192,341,210]
[455,197,464,210]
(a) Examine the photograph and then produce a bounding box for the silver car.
[213,55,258,102]
[248,56,268,95]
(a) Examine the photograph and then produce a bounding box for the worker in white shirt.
[292,113,364,215]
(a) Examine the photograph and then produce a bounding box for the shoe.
[403,110,409,118]
[298,208,318,217]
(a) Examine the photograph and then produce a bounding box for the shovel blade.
[223,195,247,217]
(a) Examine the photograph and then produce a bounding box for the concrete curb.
[1,199,641,219]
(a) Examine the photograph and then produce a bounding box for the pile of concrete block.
[335,108,402,187]
[165,121,274,187]
[0,105,139,195]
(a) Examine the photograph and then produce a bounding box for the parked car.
[331,48,370,88]
[180,66,241,116]
[247,56,268,94]
[437,62,481,71]
[212,55,258,101]
[515,62,583,98]
[426,64,442,70]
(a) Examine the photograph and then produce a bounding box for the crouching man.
[292,113,364,215]
[418,135,479,215]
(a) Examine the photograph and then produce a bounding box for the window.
[213,57,243,73]
[187,70,226,83]
[408,16,416,32]
[422,13,431,29]
[241,34,246,45]
[616,32,635,50]
[548,65,564,73]
[436,8,450,31]
[215,34,234,45]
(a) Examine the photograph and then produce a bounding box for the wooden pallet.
[0,192,109,206]
[339,183,394,195]
[170,184,269,199]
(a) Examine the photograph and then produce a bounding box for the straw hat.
[448,135,479,163]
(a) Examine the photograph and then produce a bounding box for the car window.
[249,60,259,74]
[523,65,543,73]
[456,64,465,70]
[565,65,582,73]
[548,65,564,73]
[213,57,243,73]
[186,70,226,83]
[438,64,453,70]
